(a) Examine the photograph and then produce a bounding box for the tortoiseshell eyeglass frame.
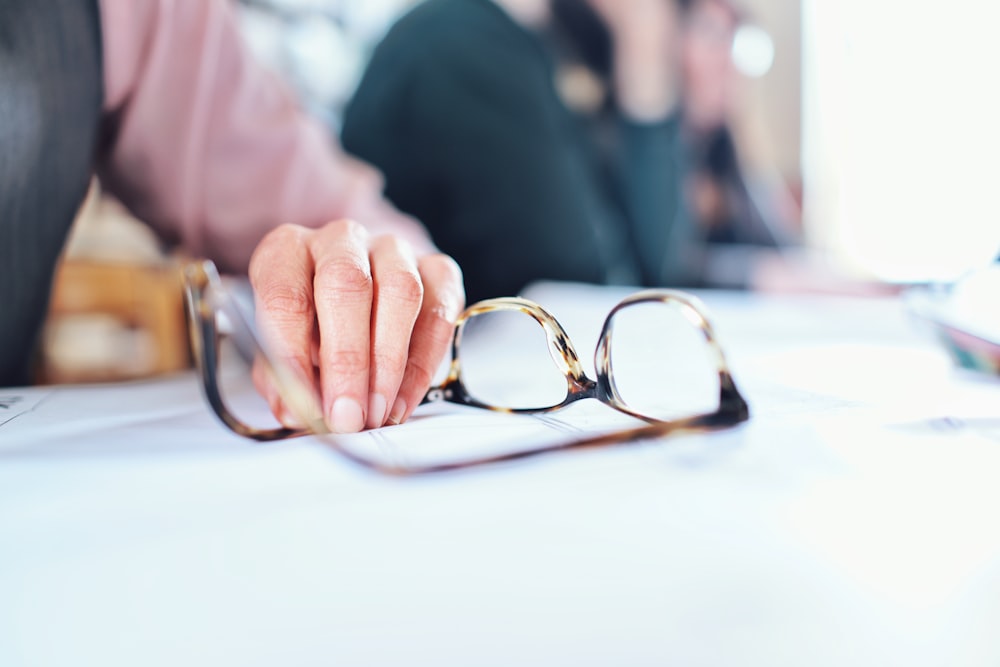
[183,259,750,475]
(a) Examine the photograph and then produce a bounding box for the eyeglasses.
[182,259,749,475]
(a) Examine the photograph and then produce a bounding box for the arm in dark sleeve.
[616,116,790,290]
[616,115,710,287]
[343,15,632,299]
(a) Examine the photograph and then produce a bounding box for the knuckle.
[371,233,417,262]
[420,254,466,316]
[322,347,369,377]
[421,253,464,286]
[256,223,304,256]
[380,269,424,308]
[316,257,373,297]
[405,358,437,393]
[249,224,306,275]
[373,348,409,375]
[258,282,313,319]
[327,218,367,241]
[371,233,404,251]
[267,222,307,245]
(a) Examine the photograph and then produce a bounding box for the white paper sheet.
[2,283,999,667]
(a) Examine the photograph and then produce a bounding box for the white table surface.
[2,283,998,667]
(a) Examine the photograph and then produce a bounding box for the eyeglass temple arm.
[184,263,306,442]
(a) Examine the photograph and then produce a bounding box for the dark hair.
[550,0,719,80]
[681,0,746,25]
[549,0,613,79]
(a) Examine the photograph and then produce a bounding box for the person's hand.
[679,0,740,131]
[587,0,677,43]
[248,220,464,433]
[586,0,682,121]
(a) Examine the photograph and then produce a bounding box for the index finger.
[248,224,318,408]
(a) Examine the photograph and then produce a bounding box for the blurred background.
[232,0,799,177]
[230,0,1000,285]
[46,0,1000,384]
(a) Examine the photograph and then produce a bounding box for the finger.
[366,235,423,429]
[387,253,464,425]
[251,356,277,417]
[251,355,303,428]
[249,224,318,422]
[311,219,373,433]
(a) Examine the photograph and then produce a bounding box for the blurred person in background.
[0,0,464,433]
[341,0,800,301]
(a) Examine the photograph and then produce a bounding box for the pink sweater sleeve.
[97,0,435,273]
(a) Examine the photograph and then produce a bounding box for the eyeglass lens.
[455,298,723,421]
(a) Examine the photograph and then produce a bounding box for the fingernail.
[367,392,388,429]
[329,397,365,434]
[387,397,407,426]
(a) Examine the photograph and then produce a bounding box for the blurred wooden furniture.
[38,259,190,384]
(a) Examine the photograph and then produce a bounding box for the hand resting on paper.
[248,220,464,434]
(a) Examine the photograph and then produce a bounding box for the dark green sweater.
[342,0,773,300]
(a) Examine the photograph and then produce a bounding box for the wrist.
[613,48,678,122]
[608,17,680,122]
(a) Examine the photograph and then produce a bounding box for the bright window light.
[732,24,775,78]
[802,0,1000,283]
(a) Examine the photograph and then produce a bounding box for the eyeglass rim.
[182,259,750,475]
[427,290,746,421]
